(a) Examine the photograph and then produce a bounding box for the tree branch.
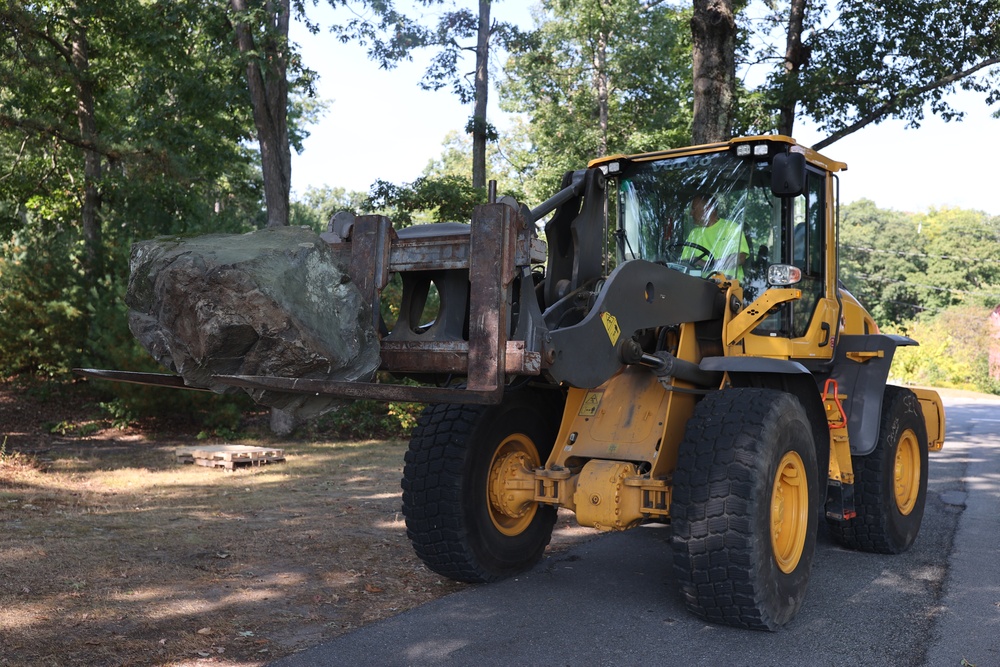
[813,56,1000,151]
[0,8,73,63]
[0,113,121,160]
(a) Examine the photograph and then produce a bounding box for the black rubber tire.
[827,386,929,554]
[401,389,563,583]
[671,388,819,630]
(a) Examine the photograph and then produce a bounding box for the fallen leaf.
[196,627,213,635]
[364,583,384,593]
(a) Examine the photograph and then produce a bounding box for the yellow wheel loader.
[81,136,946,630]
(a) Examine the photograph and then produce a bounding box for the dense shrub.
[0,228,88,377]
[890,305,1000,395]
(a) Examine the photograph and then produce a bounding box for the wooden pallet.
[176,444,285,470]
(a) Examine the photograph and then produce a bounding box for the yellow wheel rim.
[894,428,921,516]
[771,451,809,574]
[487,433,541,536]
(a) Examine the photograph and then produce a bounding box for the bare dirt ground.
[0,381,594,666]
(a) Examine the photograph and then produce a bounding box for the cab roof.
[588,135,848,174]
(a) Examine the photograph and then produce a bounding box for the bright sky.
[289,3,1000,216]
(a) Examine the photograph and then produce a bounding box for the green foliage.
[752,0,1000,144]
[0,226,88,377]
[407,6,524,106]
[918,208,1000,312]
[840,199,926,325]
[364,175,486,226]
[421,131,527,202]
[838,201,1000,394]
[308,396,422,440]
[890,305,1000,394]
[840,201,1000,327]
[0,0,269,381]
[501,0,693,200]
[289,185,368,232]
[98,398,136,431]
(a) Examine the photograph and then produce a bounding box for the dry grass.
[0,433,467,666]
[0,381,598,666]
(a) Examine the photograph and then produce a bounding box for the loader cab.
[599,136,847,362]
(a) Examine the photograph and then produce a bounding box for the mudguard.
[828,334,916,455]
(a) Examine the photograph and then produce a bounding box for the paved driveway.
[273,394,1000,667]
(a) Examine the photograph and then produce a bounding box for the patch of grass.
[45,419,102,437]
[0,436,43,473]
[98,398,136,430]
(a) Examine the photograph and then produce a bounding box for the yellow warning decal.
[601,312,621,346]
[579,391,603,416]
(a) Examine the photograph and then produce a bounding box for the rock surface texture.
[126,226,379,418]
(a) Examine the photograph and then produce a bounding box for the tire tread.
[672,388,818,630]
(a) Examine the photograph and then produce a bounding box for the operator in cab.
[681,194,749,280]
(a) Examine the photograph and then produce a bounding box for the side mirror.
[771,152,807,197]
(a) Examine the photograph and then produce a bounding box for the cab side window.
[792,171,825,337]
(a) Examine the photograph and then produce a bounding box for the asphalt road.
[273,394,1000,667]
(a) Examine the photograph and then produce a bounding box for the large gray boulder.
[125,226,379,419]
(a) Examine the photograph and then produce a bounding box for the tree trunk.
[230,0,294,431]
[70,22,103,284]
[690,0,736,144]
[592,13,611,156]
[777,0,808,137]
[230,0,291,228]
[471,0,491,189]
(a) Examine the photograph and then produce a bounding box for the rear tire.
[671,388,819,630]
[828,386,928,554]
[401,389,563,583]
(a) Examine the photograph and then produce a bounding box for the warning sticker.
[579,391,603,416]
[601,312,621,346]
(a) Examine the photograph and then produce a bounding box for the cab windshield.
[617,151,779,295]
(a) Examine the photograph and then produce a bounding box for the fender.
[702,336,916,457]
[827,334,917,456]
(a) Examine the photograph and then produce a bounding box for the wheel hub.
[771,451,809,574]
[894,428,920,516]
[487,434,541,536]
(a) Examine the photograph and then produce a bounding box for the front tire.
[828,386,929,554]
[401,388,563,583]
[671,388,819,630]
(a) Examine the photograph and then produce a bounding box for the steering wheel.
[663,241,715,273]
[679,241,713,264]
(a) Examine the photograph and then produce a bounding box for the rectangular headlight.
[767,264,803,286]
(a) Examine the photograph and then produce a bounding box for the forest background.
[2,0,1000,437]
